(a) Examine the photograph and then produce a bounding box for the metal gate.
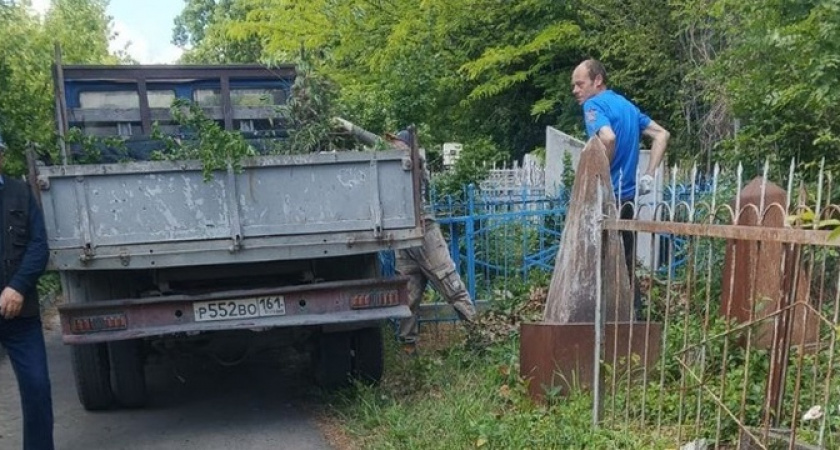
[597,161,840,449]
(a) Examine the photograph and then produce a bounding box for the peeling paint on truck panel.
[337,168,367,188]
[40,152,418,261]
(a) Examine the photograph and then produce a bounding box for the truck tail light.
[69,313,128,334]
[350,290,400,309]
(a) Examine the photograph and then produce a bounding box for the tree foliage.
[3,0,836,180]
[151,99,255,180]
[173,0,262,63]
[0,0,116,175]
[276,61,346,154]
[707,0,840,174]
[170,0,839,177]
[432,137,506,199]
[173,0,590,185]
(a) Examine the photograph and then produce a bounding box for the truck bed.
[39,149,423,271]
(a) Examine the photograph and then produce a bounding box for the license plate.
[193,296,286,322]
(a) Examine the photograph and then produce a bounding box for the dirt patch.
[40,294,64,332]
[41,306,61,331]
[465,286,546,349]
[416,321,465,351]
[313,409,361,450]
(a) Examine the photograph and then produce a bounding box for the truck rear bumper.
[59,277,411,345]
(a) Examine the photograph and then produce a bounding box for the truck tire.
[70,344,114,411]
[315,331,352,389]
[352,327,384,384]
[108,339,148,408]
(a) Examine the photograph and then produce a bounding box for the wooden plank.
[416,300,489,320]
[68,108,142,122]
[53,45,69,164]
[68,106,281,124]
[61,65,296,81]
[136,78,152,133]
[220,76,233,130]
[231,106,281,120]
[67,106,284,139]
[544,138,633,323]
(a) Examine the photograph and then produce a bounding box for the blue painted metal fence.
[378,185,569,305]
[432,185,570,302]
[378,179,714,324]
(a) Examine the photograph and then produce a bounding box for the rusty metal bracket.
[369,156,383,239]
[75,175,96,260]
[79,243,94,264]
[226,164,243,252]
[119,249,131,267]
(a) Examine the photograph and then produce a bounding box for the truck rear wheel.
[352,327,384,384]
[71,344,114,411]
[315,331,352,389]
[108,339,147,408]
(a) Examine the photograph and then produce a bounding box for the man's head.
[571,59,608,105]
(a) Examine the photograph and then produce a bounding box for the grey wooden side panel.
[42,180,83,243]
[377,161,416,227]
[237,162,372,233]
[44,171,231,248]
[236,158,415,236]
[40,151,418,253]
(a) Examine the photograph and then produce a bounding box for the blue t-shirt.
[583,90,651,200]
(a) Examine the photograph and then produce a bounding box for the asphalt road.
[0,319,334,450]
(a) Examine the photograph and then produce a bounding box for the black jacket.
[1,177,49,318]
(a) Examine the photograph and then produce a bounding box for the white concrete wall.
[545,127,585,197]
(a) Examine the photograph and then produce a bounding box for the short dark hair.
[584,59,608,84]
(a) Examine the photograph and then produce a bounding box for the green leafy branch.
[785,209,840,241]
[274,60,346,154]
[151,98,256,181]
[63,127,130,164]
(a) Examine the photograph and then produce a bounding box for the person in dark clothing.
[0,131,53,450]
[388,130,476,352]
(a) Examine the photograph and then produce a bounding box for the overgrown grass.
[325,270,840,449]
[326,312,671,449]
[323,275,636,448]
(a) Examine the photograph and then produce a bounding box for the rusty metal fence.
[596,161,840,449]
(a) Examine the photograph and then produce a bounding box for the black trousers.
[620,201,643,320]
[0,316,54,450]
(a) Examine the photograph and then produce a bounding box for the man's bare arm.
[596,125,616,162]
[642,121,670,175]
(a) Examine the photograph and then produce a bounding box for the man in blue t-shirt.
[571,59,670,318]
[572,59,670,201]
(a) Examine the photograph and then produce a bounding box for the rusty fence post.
[592,178,605,427]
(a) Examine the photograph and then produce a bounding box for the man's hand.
[642,121,670,177]
[0,287,24,319]
[638,174,654,196]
